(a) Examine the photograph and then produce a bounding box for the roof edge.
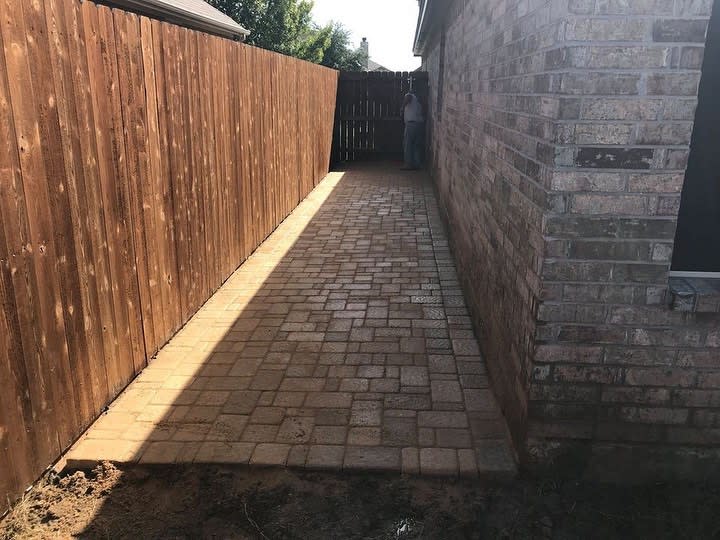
[413,0,439,57]
[104,0,250,40]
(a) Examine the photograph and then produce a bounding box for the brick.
[304,393,352,408]
[384,394,432,411]
[306,445,345,469]
[382,417,418,446]
[287,445,309,467]
[311,426,347,445]
[647,73,701,96]
[344,447,401,471]
[560,73,640,96]
[628,173,685,193]
[350,402,382,426]
[249,407,285,425]
[250,371,284,391]
[576,148,653,170]
[400,337,426,353]
[452,339,480,356]
[339,378,369,392]
[357,366,384,378]
[206,415,249,441]
[570,194,647,215]
[171,424,210,442]
[435,429,472,448]
[679,46,705,68]
[400,366,429,386]
[601,387,670,405]
[585,46,672,69]
[369,379,399,392]
[242,424,279,442]
[431,381,463,403]
[347,427,381,446]
[194,442,255,464]
[584,99,663,122]
[565,19,650,41]
[596,0,673,15]
[401,448,420,474]
[140,442,191,464]
[458,449,478,478]
[419,449,458,476]
[250,444,290,466]
[464,389,501,412]
[625,368,696,387]
[418,411,468,428]
[653,19,708,42]
[619,406,689,425]
[276,417,314,444]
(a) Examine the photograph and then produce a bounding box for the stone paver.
[65,166,516,478]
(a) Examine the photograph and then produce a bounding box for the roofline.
[103,0,250,40]
[413,0,427,56]
[413,0,436,57]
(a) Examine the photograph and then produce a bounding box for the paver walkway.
[66,165,516,477]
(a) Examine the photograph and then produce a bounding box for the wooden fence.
[332,71,429,163]
[0,0,337,511]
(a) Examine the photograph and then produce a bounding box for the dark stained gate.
[332,71,429,163]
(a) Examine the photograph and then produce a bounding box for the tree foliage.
[319,23,366,71]
[207,0,366,70]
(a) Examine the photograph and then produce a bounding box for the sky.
[311,0,421,72]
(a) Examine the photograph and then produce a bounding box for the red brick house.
[414,0,720,479]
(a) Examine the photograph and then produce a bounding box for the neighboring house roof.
[413,0,439,56]
[368,58,391,72]
[359,38,392,71]
[104,0,249,40]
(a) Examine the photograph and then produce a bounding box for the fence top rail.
[339,71,429,81]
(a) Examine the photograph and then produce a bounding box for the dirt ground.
[2,462,720,540]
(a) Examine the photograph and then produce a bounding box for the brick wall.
[422,0,720,477]
[422,0,563,449]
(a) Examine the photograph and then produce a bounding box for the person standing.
[402,92,424,170]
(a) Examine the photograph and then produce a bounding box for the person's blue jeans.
[404,121,424,168]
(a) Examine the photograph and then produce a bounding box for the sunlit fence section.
[0,0,337,511]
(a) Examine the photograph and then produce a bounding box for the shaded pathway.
[66,165,515,477]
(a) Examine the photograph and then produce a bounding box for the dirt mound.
[2,464,719,539]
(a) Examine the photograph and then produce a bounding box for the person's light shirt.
[404,95,424,123]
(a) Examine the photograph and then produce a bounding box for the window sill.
[668,277,720,313]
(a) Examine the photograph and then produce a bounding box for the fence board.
[4,0,77,452]
[47,0,106,418]
[0,0,338,513]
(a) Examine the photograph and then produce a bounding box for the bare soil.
[2,462,719,539]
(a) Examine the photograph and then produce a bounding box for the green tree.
[319,23,366,71]
[207,0,314,56]
[207,0,365,70]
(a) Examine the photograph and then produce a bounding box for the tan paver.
[64,166,516,478]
